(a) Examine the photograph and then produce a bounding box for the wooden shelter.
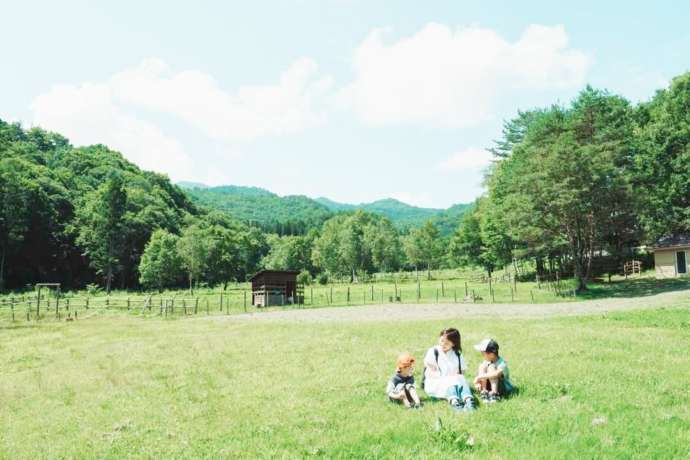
[250,270,303,307]
[652,234,690,278]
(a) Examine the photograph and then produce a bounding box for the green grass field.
[1,300,688,458]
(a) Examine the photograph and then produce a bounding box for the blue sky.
[2,0,689,208]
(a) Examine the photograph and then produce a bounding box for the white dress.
[423,345,469,399]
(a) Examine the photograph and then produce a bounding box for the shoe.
[463,398,476,412]
[449,398,463,412]
[488,394,501,403]
[413,403,422,410]
[480,391,490,402]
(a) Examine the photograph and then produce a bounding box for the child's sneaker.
[488,393,501,403]
[463,398,476,412]
[449,398,463,412]
[480,391,490,403]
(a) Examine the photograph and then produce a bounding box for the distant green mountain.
[181,183,471,236]
[183,185,332,235]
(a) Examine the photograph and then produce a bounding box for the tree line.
[2,72,690,293]
[451,73,690,291]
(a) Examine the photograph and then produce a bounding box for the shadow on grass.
[578,276,690,300]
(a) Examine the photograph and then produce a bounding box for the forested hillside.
[0,122,266,291]
[183,184,471,235]
[182,185,332,235]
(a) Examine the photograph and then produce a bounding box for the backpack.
[422,348,463,389]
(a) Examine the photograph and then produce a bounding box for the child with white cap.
[473,338,514,403]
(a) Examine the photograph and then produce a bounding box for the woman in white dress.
[422,328,476,412]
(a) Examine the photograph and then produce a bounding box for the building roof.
[249,269,301,282]
[653,233,690,249]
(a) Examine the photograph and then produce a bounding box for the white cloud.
[31,82,194,180]
[109,57,333,140]
[438,147,493,171]
[341,23,591,126]
[30,58,333,180]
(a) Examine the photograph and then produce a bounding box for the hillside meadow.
[1,299,688,458]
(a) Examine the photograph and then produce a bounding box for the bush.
[297,270,312,286]
[317,272,329,285]
[86,284,102,296]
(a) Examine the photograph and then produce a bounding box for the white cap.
[473,338,499,353]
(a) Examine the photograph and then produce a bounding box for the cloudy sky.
[2,1,689,208]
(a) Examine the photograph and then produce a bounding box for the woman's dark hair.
[440,328,462,352]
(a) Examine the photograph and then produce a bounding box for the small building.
[250,270,303,307]
[652,234,690,278]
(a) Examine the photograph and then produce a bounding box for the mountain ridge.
[179,182,471,235]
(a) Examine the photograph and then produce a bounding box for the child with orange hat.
[386,353,422,409]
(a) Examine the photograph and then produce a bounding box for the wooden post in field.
[465,281,468,297]
[220,292,224,312]
[244,290,248,312]
[536,274,541,289]
[27,299,31,321]
[371,285,374,301]
[171,298,175,315]
[441,281,445,297]
[454,289,457,303]
[11,298,15,322]
[206,298,210,315]
[511,287,514,302]
[381,288,384,303]
[183,299,187,315]
[347,287,350,304]
[127,297,130,311]
[311,288,313,306]
[36,288,41,319]
[106,296,110,308]
[330,286,333,304]
[513,274,517,293]
[491,289,495,303]
[363,290,366,304]
[436,288,439,303]
[417,279,421,301]
[394,281,398,299]
[488,276,493,297]
[472,290,476,302]
[86,297,90,309]
[195,298,199,314]
[530,290,534,303]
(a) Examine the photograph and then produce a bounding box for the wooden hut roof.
[653,233,690,249]
[249,270,301,282]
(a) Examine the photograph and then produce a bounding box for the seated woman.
[422,328,475,412]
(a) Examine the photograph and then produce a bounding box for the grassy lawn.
[1,303,688,458]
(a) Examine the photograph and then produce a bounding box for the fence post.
[530,290,534,303]
[347,287,350,304]
[371,285,374,301]
[511,287,514,302]
[195,298,199,314]
[330,286,333,304]
[310,288,313,306]
[465,281,468,297]
[454,289,457,303]
[436,288,439,303]
[417,280,421,301]
[11,298,15,322]
[441,281,445,297]
[244,290,248,312]
[86,297,90,309]
[220,292,224,312]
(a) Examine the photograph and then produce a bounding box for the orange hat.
[396,353,416,371]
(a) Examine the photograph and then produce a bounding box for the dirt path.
[209,289,690,323]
